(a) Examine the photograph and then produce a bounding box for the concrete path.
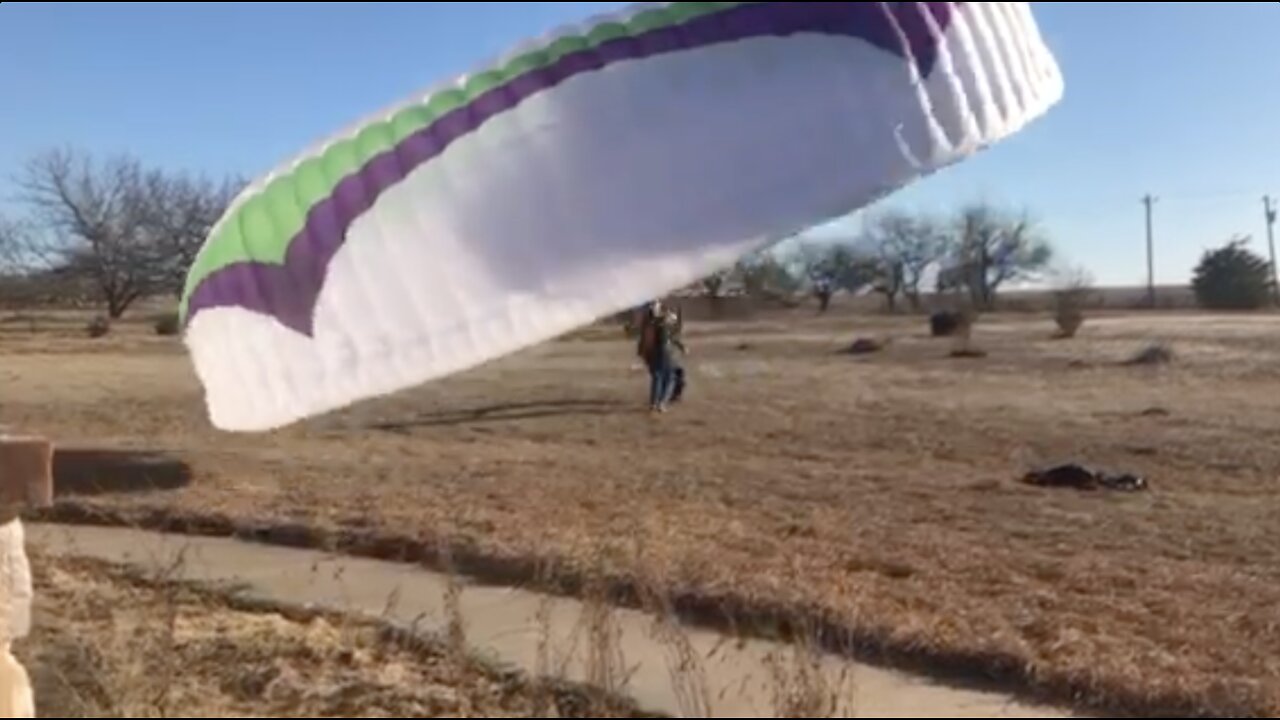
[28,523,1077,719]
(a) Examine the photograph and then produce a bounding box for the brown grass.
[7,308,1280,716]
[18,540,846,718]
[17,554,652,718]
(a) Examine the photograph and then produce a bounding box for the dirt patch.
[17,555,652,718]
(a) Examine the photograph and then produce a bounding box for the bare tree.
[940,202,1053,310]
[803,243,841,313]
[872,259,905,312]
[699,269,732,300]
[17,148,237,318]
[143,172,242,296]
[0,217,41,307]
[795,243,841,312]
[736,249,803,300]
[877,213,949,310]
[19,149,156,318]
[849,211,953,312]
[0,215,35,272]
[792,242,880,312]
[858,211,942,312]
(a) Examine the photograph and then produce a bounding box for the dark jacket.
[638,311,680,368]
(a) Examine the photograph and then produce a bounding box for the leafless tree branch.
[13,148,238,318]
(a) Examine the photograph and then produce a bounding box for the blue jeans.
[649,361,674,408]
[669,366,686,403]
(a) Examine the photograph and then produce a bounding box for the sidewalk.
[28,523,1076,719]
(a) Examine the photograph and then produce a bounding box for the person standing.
[665,307,688,405]
[637,301,678,412]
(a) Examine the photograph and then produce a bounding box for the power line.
[1157,189,1268,203]
[1046,187,1270,210]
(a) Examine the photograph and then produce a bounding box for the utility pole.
[1143,195,1157,309]
[1266,196,1278,306]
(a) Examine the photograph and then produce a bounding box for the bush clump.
[154,313,181,337]
[1193,237,1274,310]
[930,311,963,337]
[1051,267,1094,339]
[86,316,111,339]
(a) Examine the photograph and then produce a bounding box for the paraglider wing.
[181,1,1064,432]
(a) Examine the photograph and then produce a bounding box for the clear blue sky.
[1,2,1276,287]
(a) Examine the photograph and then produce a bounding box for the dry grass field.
[18,554,649,718]
[4,304,1280,716]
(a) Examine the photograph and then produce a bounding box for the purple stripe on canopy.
[187,2,958,335]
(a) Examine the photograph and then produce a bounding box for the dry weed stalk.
[581,570,635,712]
[439,545,480,717]
[764,634,854,719]
[29,529,876,719]
[648,610,714,718]
[631,572,714,717]
[32,536,194,717]
[532,592,557,716]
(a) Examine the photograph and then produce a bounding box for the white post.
[0,436,54,718]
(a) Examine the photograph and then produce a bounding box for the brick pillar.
[0,436,54,718]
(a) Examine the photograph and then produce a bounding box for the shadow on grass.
[368,399,626,433]
[53,449,193,497]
